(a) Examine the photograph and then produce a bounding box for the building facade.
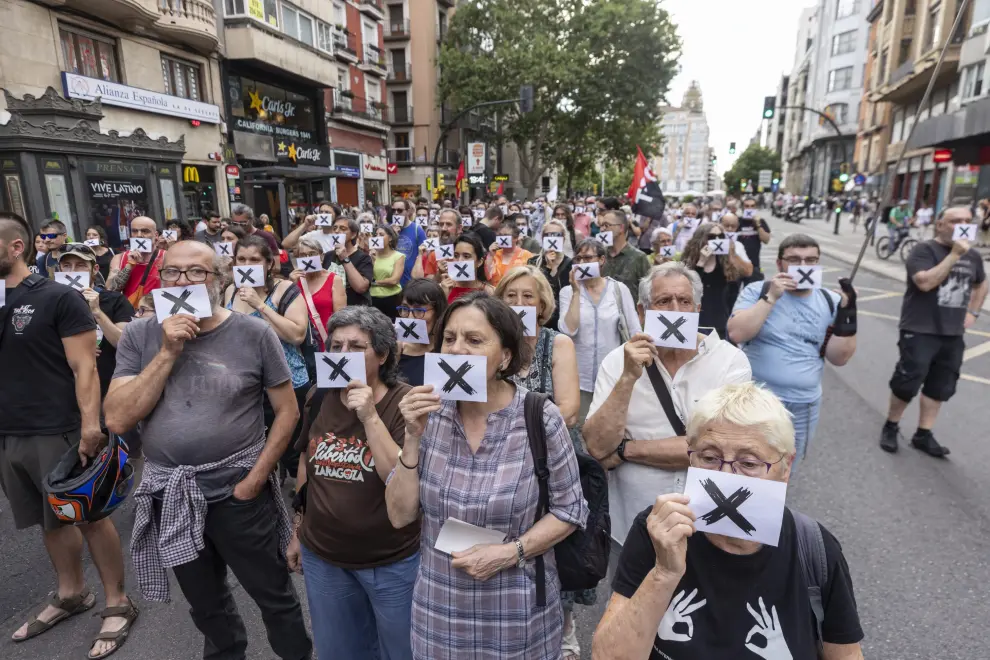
[782,5,820,193]
[654,81,711,195]
[854,0,892,196]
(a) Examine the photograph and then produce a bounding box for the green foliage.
[722,145,781,196]
[570,159,636,196]
[439,0,680,196]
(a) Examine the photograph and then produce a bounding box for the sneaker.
[910,430,950,458]
[880,421,900,453]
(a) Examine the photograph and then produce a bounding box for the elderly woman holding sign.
[385,293,589,659]
[592,382,865,660]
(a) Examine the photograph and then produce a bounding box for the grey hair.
[687,382,796,456]
[575,238,607,258]
[230,203,255,224]
[326,306,400,387]
[298,236,325,255]
[638,262,704,308]
[356,211,376,225]
[338,216,360,235]
[650,226,673,243]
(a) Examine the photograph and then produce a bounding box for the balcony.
[878,43,960,103]
[225,20,337,87]
[156,0,218,54]
[37,0,159,31]
[388,105,414,126]
[386,63,412,83]
[360,45,387,76]
[329,90,389,131]
[333,29,359,63]
[384,20,410,40]
[358,0,385,21]
[387,147,414,164]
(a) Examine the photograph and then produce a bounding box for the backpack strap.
[644,363,686,437]
[792,510,828,657]
[524,391,550,608]
[818,289,837,359]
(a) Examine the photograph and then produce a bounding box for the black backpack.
[524,392,611,607]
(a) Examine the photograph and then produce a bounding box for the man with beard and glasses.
[105,241,311,660]
[0,212,136,659]
[411,209,462,280]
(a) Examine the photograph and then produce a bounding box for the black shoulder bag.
[644,362,687,436]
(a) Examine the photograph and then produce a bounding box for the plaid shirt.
[130,441,291,602]
[412,387,589,659]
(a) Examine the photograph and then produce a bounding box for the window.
[897,39,912,65]
[972,0,990,32]
[831,30,856,56]
[161,55,202,100]
[333,2,346,27]
[59,26,119,82]
[337,67,349,92]
[225,0,279,27]
[317,22,334,53]
[962,62,986,100]
[879,48,889,82]
[827,66,854,91]
[282,4,315,46]
[924,3,942,52]
[836,0,858,19]
[824,103,849,125]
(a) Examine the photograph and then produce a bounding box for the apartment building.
[654,81,712,195]
[768,75,790,158]
[0,0,225,243]
[782,5,819,192]
[854,0,892,196]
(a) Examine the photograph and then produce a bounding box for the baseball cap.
[57,243,98,263]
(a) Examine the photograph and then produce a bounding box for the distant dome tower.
[682,81,703,113]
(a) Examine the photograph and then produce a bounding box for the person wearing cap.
[57,244,136,398]
[888,199,912,246]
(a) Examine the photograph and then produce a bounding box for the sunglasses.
[40,233,65,240]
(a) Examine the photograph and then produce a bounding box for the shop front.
[181,164,219,224]
[363,154,388,207]
[0,88,187,247]
[332,151,362,207]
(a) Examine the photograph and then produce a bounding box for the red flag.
[628,146,666,219]
[455,160,466,194]
[497,181,505,195]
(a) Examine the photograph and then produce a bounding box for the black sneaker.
[910,429,951,458]
[880,421,900,453]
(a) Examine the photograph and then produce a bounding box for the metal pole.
[849,0,971,281]
[601,161,605,196]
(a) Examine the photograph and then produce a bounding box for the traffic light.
[838,173,849,183]
[772,177,780,185]
[519,85,534,114]
[729,142,736,155]
[763,96,776,120]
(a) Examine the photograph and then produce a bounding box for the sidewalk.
[762,211,990,313]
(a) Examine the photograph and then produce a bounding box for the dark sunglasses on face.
[392,207,406,213]
[40,233,65,240]
[543,232,564,238]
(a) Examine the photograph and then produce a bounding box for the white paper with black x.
[315,213,334,227]
[360,223,374,235]
[84,239,100,247]
[424,353,487,402]
[472,209,484,219]
[295,256,323,273]
[435,244,454,261]
[131,238,152,253]
[953,223,979,242]
[152,284,213,323]
[329,233,347,249]
[417,216,429,227]
[448,260,476,282]
[162,230,178,242]
[725,232,739,242]
[394,318,429,344]
[315,351,366,389]
[511,306,537,337]
[496,235,513,249]
[369,237,385,250]
[214,242,234,257]
[461,215,474,227]
[659,245,676,259]
[742,209,756,220]
[391,214,405,227]
[233,265,265,289]
[645,310,699,349]
[542,236,563,252]
[597,231,613,247]
[788,264,823,290]
[573,261,600,281]
[683,467,787,547]
[423,238,439,251]
[708,238,730,255]
[55,271,90,291]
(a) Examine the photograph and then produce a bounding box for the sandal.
[561,619,581,659]
[12,588,96,642]
[87,598,139,659]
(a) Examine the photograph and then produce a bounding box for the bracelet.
[398,449,418,470]
[968,310,981,318]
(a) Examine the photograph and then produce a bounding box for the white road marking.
[960,373,990,386]
[962,340,990,363]
[856,292,903,303]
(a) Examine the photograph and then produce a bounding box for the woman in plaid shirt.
[386,293,589,659]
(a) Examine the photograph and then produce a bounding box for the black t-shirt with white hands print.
[612,506,863,660]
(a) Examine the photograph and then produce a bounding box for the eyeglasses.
[543,232,564,238]
[391,207,406,213]
[134,306,155,318]
[688,450,785,477]
[40,233,65,240]
[397,305,431,319]
[159,267,218,283]
[598,222,622,230]
[573,255,600,264]
[781,256,819,265]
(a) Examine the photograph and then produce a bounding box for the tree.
[438,0,680,197]
[722,145,781,196]
[570,159,636,197]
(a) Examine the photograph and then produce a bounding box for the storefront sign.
[335,166,362,178]
[183,166,201,183]
[229,76,318,145]
[364,155,388,180]
[387,163,399,175]
[83,160,147,177]
[226,165,241,178]
[467,143,486,174]
[492,173,509,183]
[233,117,315,143]
[87,176,150,249]
[276,140,330,166]
[468,173,487,185]
[63,72,221,124]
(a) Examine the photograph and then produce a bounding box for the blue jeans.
[300,545,418,660]
[782,398,821,475]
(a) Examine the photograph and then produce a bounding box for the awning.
[907,97,990,150]
[241,165,335,180]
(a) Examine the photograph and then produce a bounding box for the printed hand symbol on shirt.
[658,588,707,642]
[744,597,793,660]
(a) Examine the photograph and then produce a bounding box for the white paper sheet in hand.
[295,256,323,273]
[659,245,676,258]
[423,238,438,251]
[394,318,430,344]
[329,233,347,249]
[435,517,506,555]
[511,306,538,337]
[315,351,366,389]
[953,223,979,241]
[496,235,513,249]
[435,244,455,260]
[462,215,474,227]
[788,264,823,290]
[214,241,234,257]
[232,265,265,289]
[391,214,405,227]
[315,213,334,227]
[448,260,476,282]
[708,239,730,255]
[54,271,90,291]
[542,236,563,252]
[597,231,613,247]
[162,230,178,241]
[0,282,5,308]
[683,467,787,547]
[131,238,152,253]
[152,285,213,323]
[84,239,100,247]
[360,223,374,234]
[369,237,385,250]
[424,353,487,402]
[645,310,699,349]
[573,261,600,281]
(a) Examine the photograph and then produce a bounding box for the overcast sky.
[661,0,812,175]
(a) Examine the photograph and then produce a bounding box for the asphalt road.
[3,219,990,659]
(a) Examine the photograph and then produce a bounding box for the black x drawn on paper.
[658,315,687,342]
[576,266,594,279]
[133,239,149,251]
[499,238,512,247]
[597,233,610,243]
[236,268,257,285]
[217,243,231,255]
[452,263,470,279]
[958,226,972,238]
[322,355,350,382]
[796,268,815,285]
[699,478,755,535]
[300,259,318,272]
[439,246,453,258]
[398,320,421,339]
[439,358,475,394]
[711,241,725,253]
[331,235,342,246]
[517,309,527,320]
[63,274,85,290]
[545,238,560,251]
[162,290,196,316]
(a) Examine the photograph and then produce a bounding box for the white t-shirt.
[587,332,752,545]
[916,208,934,225]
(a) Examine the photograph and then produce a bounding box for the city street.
[3,217,990,659]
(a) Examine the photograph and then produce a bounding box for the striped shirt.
[412,387,589,659]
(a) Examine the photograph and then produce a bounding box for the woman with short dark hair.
[397,278,448,386]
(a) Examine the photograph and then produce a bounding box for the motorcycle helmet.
[43,432,134,524]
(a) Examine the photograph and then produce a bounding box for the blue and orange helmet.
[43,432,134,524]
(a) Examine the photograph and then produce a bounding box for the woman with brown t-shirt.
[286,305,418,660]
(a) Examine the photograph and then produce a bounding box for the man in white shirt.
[582,262,752,544]
[281,201,340,254]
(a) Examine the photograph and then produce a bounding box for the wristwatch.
[759,291,773,304]
[970,310,981,318]
[342,256,351,264]
[616,438,629,462]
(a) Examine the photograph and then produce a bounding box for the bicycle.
[875,227,915,261]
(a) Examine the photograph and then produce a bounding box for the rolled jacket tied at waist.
[129,440,292,603]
